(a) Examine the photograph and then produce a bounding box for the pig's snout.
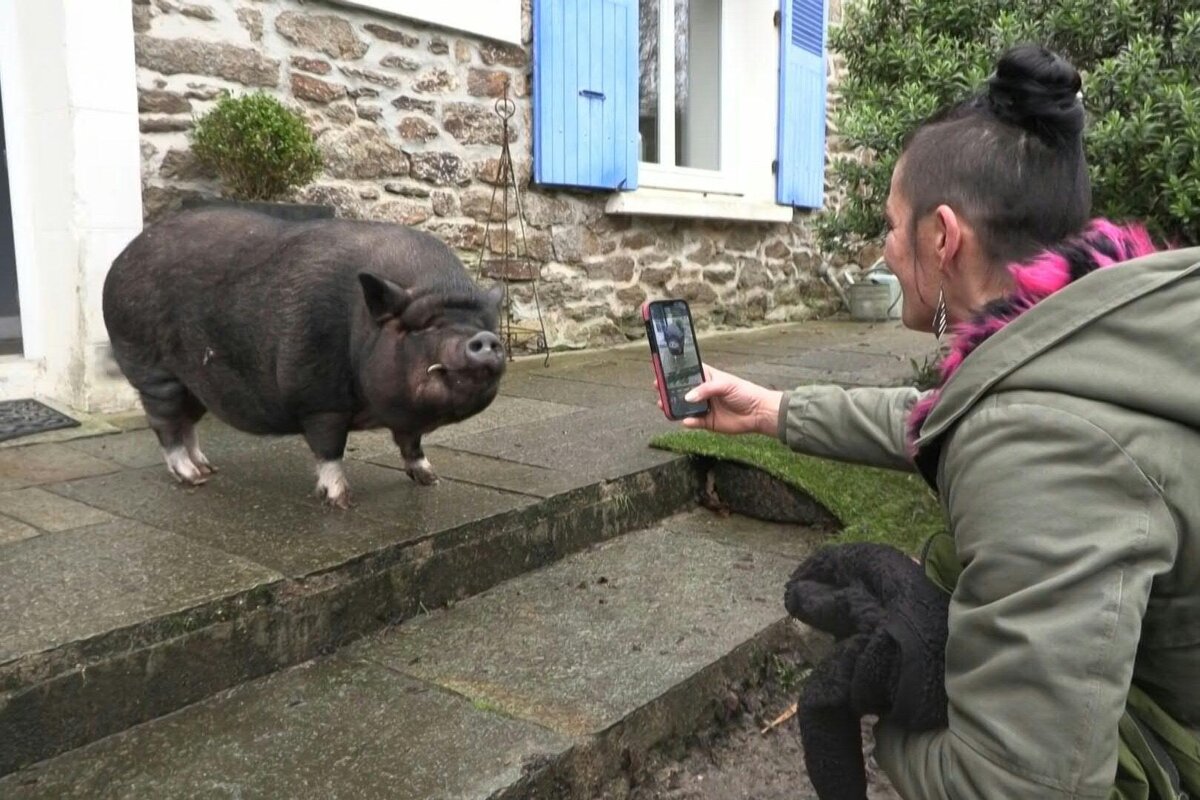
[465,331,504,368]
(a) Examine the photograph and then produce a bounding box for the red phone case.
[643,300,705,421]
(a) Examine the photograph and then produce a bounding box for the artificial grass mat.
[650,429,945,555]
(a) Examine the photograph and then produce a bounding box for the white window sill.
[605,188,794,224]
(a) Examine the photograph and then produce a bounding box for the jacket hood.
[910,221,1200,458]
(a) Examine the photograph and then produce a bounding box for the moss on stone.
[650,430,945,554]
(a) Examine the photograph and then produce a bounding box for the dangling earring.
[932,288,949,340]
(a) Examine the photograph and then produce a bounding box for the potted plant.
[185,90,331,220]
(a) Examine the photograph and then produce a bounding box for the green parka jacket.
[777,243,1200,798]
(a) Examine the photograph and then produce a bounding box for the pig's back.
[105,207,472,321]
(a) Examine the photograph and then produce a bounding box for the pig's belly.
[177,365,302,436]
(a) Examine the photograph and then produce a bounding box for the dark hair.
[898,44,1091,268]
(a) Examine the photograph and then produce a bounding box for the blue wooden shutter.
[533,0,638,191]
[776,0,828,208]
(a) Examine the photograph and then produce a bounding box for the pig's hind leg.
[302,413,353,509]
[138,377,212,486]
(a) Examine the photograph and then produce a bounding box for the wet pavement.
[0,319,934,783]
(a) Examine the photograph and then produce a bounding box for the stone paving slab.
[64,429,176,470]
[734,362,904,391]
[0,487,115,532]
[49,462,532,578]
[425,395,585,446]
[698,319,929,356]
[0,520,281,664]
[498,373,653,408]
[763,348,913,373]
[343,394,586,460]
[661,507,831,562]
[0,444,120,492]
[0,513,44,545]
[525,360,665,391]
[364,445,583,499]
[2,656,572,800]
[181,434,540,529]
[435,403,678,485]
[351,519,802,738]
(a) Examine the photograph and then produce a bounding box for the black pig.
[102,207,505,508]
[664,321,685,356]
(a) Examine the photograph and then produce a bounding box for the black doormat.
[0,399,80,443]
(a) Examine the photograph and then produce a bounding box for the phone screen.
[648,300,708,418]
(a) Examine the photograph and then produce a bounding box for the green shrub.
[190,91,322,202]
[819,0,1200,257]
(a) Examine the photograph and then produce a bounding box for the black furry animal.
[664,321,685,355]
[784,543,950,800]
[103,207,506,508]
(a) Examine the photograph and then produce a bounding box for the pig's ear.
[359,272,411,324]
[484,284,504,311]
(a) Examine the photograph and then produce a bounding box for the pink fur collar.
[906,219,1159,456]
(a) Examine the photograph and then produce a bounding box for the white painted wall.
[330,0,522,45]
[0,0,142,410]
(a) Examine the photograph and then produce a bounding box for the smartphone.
[643,299,710,420]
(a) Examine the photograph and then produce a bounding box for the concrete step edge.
[0,457,702,777]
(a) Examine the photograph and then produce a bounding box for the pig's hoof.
[320,489,353,510]
[164,447,209,486]
[173,471,209,487]
[316,460,352,509]
[315,480,353,509]
[405,458,439,486]
[191,450,217,476]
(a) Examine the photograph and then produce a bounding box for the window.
[631,0,786,207]
[638,0,723,174]
[532,0,827,220]
[637,0,733,195]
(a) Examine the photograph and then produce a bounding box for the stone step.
[0,320,930,781]
[0,395,694,777]
[0,511,828,799]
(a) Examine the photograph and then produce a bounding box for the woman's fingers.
[684,374,730,403]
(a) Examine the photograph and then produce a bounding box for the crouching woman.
[673,44,1200,799]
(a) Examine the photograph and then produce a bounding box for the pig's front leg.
[393,431,439,486]
[302,412,354,509]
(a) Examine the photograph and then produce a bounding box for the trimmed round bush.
[191,91,322,202]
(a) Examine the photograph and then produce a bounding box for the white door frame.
[0,0,143,411]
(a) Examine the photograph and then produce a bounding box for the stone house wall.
[134,0,872,351]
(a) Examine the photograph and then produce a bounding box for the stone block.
[318,125,407,180]
[135,35,279,87]
[137,89,191,114]
[411,68,458,94]
[409,152,471,186]
[275,11,368,60]
[290,73,346,104]
[363,23,419,47]
[396,116,439,143]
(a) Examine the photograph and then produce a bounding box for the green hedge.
[819,0,1200,256]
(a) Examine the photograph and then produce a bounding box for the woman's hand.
[656,366,783,436]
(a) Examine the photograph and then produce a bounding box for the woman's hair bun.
[986,44,1084,145]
